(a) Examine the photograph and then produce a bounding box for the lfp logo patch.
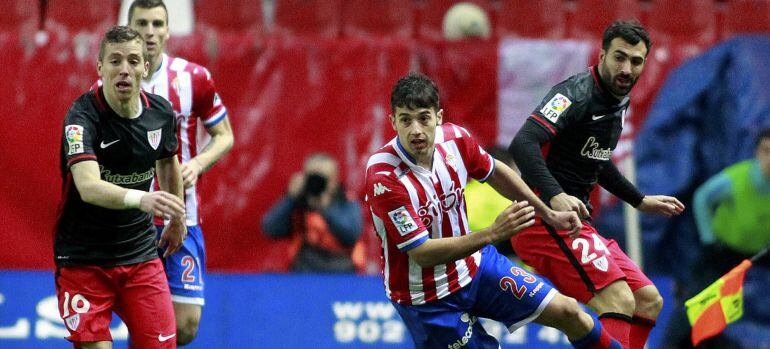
[540,93,572,123]
[388,206,418,236]
[65,125,84,155]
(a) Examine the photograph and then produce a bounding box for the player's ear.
[599,49,606,64]
[389,114,396,131]
[143,60,149,77]
[96,61,103,77]
[436,109,443,125]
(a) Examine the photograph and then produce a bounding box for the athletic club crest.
[65,314,80,331]
[147,129,162,150]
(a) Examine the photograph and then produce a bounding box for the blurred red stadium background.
[1,0,768,273]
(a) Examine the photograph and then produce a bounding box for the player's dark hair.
[127,0,168,26]
[757,127,770,146]
[390,72,440,112]
[602,20,651,56]
[98,26,148,63]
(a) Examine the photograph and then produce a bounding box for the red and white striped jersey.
[143,54,228,226]
[365,123,495,305]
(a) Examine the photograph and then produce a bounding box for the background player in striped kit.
[127,0,234,345]
[365,72,622,349]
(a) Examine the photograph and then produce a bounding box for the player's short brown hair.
[390,72,440,113]
[98,26,148,63]
[127,0,168,25]
[602,20,651,56]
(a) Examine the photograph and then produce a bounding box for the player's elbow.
[74,182,101,205]
[407,246,441,267]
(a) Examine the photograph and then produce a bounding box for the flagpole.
[750,244,770,263]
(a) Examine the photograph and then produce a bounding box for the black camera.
[303,173,328,197]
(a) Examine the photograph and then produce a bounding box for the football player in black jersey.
[55,26,185,349]
[508,21,685,349]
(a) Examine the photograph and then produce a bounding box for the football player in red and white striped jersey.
[365,73,623,349]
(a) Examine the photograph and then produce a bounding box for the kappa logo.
[373,183,391,196]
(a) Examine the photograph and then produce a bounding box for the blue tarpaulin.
[597,35,770,280]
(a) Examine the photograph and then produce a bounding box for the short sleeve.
[192,67,228,128]
[454,126,495,182]
[367,174,429,251]
[529,84,581,136]
[158,102,179,159]
[63,101,97,167]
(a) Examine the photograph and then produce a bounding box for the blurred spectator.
[465,145,516,256]
[663,127,770,349]
[119,0,194,35]
[442,2,491,41]
[262,153,364,273]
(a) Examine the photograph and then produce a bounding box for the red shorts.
[510,222,653,304]
[55,258,177,348]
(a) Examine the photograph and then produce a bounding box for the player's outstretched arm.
[181,118,234,188]
[407,201,535,267]
[486,159,582,235]
[635,195,685,217]
[70,160,184,219]
[156,155,187,257]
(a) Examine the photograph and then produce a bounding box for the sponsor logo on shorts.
[158,333,176,342]
[529,282,544,298]
[448,313,477,348]
[540,93,572,123]
[65,125,84,155]
[388,206,418,236]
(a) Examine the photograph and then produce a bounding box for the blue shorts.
[392,245,556,349]
[155,225,206,306]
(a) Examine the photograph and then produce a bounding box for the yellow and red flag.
[685,259,752,346]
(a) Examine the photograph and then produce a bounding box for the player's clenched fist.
[139,191,186,220]
[490,201,536,242]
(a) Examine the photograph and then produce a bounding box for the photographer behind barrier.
[262,153,365,273]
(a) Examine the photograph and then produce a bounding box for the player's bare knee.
[176,318,200,346]
[176,325,198,346]
[559,296,581,320]
[636,288,663,317]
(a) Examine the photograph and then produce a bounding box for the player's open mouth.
[411,139,427,149]
[146,42,156,49]
[616,76,632,87]
[116,81,132,92]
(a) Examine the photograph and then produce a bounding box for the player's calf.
[535,293,622,349]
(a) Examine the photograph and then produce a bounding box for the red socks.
[629,315,656,349]
[599,312,633,348]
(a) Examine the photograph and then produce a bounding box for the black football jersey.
[55,87,177,267]
[517,66,632,208]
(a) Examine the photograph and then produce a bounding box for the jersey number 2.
[181,256,196,283]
